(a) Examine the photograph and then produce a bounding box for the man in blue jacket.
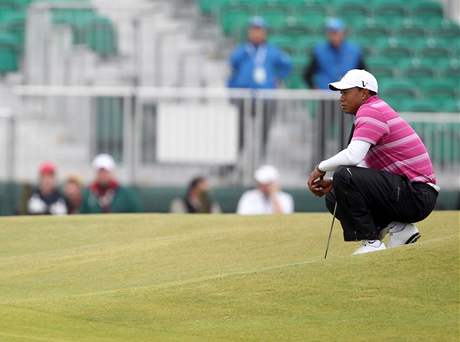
[228,16,292,157]
[303,18,366,89]
[228,16,292,89]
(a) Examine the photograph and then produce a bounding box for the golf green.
[0,212,458,341]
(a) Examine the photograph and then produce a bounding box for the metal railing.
[9,86,460,190]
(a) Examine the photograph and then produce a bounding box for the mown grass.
[0,211,458,341]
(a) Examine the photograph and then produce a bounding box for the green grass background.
[0,211,458,341]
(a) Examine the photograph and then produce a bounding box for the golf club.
[324,202,337,259]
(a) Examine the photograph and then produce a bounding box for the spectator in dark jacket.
[170,176,221,213]
[64,175,83,214]
[27,162,68,215]
[303,18,366,89]
[80,154,141,214]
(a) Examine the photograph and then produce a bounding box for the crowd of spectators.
[21,154,141,216]
[21,158,292,216]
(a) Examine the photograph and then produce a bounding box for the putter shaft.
[324,202,337,259]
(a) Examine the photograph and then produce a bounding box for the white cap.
[92,154,116,171]
[254,165,279,184]
[329,69,378,93]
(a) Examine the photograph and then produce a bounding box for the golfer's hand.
[307,166,327,197]
[317,179,333,196]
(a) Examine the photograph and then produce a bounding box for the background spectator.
[27,162,68,215]
[237,165,294,215]
[303,18,366,89]
[228,16,292,89]
[228,16,292,158]
[80,154,141,214]
[170,176,221,213]
[64,175,83,214]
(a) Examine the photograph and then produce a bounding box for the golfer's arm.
[318,140,371,172]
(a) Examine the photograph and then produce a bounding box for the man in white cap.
[80,154,141,213]
[237,165,294,215]
[307,69,438,255]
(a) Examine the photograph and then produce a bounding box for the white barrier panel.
[157,103,238,164]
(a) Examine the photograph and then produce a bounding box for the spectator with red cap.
[27,162,68,215]
[80,154,141,214]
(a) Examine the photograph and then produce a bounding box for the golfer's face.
[340,88,363,114]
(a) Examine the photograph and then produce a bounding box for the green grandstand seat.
[357,40,389,56]
[79,17,117,57]
[291,54,309,69]
[379,78,418,100]
[246,0,272,11]
[434,22,460,45]
[260,11,287,31]
[259,0,288,12]
[0,3,16,14]
[342,16,370,33]
[371,1,409,27]
[395,25,428,40]
[269,35,293,50]
[285,73,305,89]
[367,57,397,79]
[401,66,436,83]
[379,46,414,64]
[372,0,408,15]
[395,36,435,50]
[291,3,328,18]
[372,15,409,28]
[410,12,445,28]
[357,24,392,42]
[399,99,439,112]
[411,1,443,17]
[198,0,228,15]
[437,98,460,113]
[336,1,370,24]
[439,65,460,80]
[417,46,451,64]
[278,19,319,37]
[0,12,26,45]
[0,32,19,73]
[295,10,326,30]
[220,10,250,36]
[0,46,17,72]
[295,35,321,54]
[419,79,459,99]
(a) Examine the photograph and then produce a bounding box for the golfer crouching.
[307,69,439,255]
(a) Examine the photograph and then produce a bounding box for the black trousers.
[325,166,438,241]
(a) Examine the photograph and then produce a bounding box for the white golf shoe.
[387,222,421,248]
[352,240,386,255]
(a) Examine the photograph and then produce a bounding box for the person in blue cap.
[228,16,293,157]
[228,16,292,89]
[303,18,366,89]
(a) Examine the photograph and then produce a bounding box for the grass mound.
[0,211,458,341]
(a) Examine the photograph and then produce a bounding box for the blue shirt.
[228,42,292,89]
[312,41,364,90]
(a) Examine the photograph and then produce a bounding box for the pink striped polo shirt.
[352,95,436,184]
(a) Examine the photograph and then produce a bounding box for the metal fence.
[8,86,460,190]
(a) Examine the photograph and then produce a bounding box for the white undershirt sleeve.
[318,140,372,172]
